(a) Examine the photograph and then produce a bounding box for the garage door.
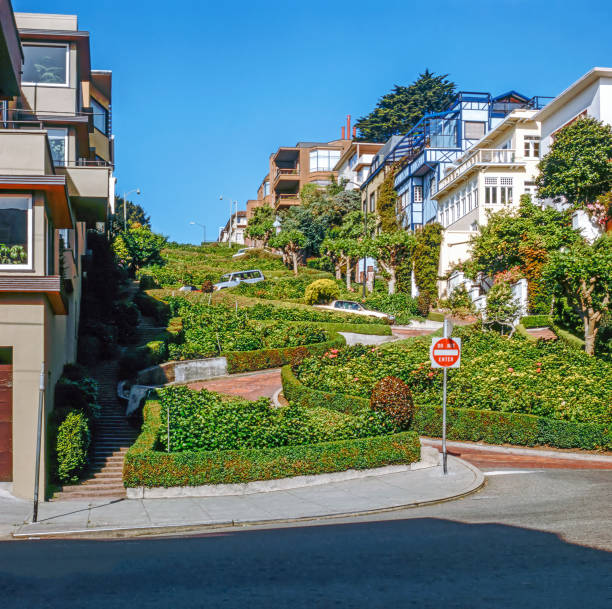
[0,358,12,482]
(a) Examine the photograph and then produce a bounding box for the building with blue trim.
[360,91,551,230]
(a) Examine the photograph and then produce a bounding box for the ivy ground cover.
[295,326,612,426]
[123,388,420,487]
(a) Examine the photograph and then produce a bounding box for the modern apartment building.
[433,109,541,297]
[0,9,115,499]
[360,91,550,231]
[256,138,351,213]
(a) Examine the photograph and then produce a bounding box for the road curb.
[421,438,612,463]
[11,456,485,540]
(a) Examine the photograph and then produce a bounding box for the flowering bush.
[304,278,341,305]
[370,376,415,429]
[295,326,612,425]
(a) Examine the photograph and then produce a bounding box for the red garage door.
[0,358,12,482]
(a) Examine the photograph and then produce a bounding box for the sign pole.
[32,363,45,523]
[442,367,448,475]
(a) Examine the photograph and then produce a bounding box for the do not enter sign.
[430,337,461,368]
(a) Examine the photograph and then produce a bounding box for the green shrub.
[56,411,91,483]
[123,399,420,488]
[246,302,385,325]
[418,293,432,316]
[427,311,445,322]
[521,315,553,329]
[133,291,170,325]
[306,257,335,273]
[447,285,475,317]
[553,324,585,351]
[370,376,415,430]
[364,292,419,324]
[118,349,149,379]
[139,273,159,290]
[113,302,140,344]
[146,340,168,365]
[304,279,341,305]
[54,375,100,420]
[167,317,184,343]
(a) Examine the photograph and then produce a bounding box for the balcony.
[274,193,301,210]
[351,154,375,172]
[436,149,524,196]
[55,161,112,224]
[0,1,21,99]
[272,166,299,190]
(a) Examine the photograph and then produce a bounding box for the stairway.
[53,359,139,500]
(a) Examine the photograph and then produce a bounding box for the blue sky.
[14,0,612,243]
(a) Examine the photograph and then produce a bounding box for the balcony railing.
[437,149,520,192]
[275,168,299,179]
[54,159,113,168]
[274,193,300,207]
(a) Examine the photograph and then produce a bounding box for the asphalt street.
[1,469,611,609]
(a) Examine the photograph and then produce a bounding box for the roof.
[534,67,612,121]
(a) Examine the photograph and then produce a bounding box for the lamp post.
[189,221,206,244]
[122,188,141,231]
[344,179,369,298]
[220,196,238,247]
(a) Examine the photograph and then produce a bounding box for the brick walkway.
[189,369,282,401]
[525,327,558,340]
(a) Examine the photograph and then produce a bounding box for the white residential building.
[433,109,542,298]
[218,210,247,245]
[335,141,384,190]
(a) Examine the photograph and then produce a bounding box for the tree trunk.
[584,315,598,356]
[387,269,396,295]
[335,264,342,280]
[292,251,299,276]
[346,258,352,290]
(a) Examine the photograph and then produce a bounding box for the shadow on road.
[2,518,610,608]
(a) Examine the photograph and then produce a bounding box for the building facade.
[0,9,114,498]
[433,109,542,297]
[360,91,549,231]
[335,141,384,190]
[218,210,247,245]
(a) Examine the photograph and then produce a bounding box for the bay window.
[0,196,32,269]
[22,43,69,86]
[309,149,341,172]
[91,98,109,135]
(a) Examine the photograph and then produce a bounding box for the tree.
[413,223,443,304]
[113,226,167,274]
[355,70,456,142]
[376,165,400,233]
[543,235,612,355]
[111,196,150,237]
[372,231,415,294]
[536,117,612,206]
[245,206,275,247]
[269,229,306,276]
[322,237,362,290]
[467,197,578,313]
[484,280,521,335]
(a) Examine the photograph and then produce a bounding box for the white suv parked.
[213,269,265,291]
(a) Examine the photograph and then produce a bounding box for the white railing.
[437,149,519,192]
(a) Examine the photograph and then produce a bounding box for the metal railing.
[275,193,300,206]
[54,159,112,168]
[275,167,299,179]
[437,149,519,192]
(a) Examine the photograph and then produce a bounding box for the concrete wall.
[0,130,49,175]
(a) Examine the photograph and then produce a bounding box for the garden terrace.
[287,326,612,450]
[123,389,421,488]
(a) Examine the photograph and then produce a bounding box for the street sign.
[430,337,461,369]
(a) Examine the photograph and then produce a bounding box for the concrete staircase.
[53,359,139,500]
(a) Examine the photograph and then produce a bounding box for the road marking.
[484,470,540,476]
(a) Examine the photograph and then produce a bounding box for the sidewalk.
[2,456,483,539]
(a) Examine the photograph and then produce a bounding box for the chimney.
[347,115,351,140]
[342,126,346,140]
[353,126,356,138]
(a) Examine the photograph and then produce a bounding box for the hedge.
[56,411,91,483]
[310,322,392,336]
[281,365,612,450]
[123,400,421,487]
[225,332,345,373]
[553,324,585,351]
[427,312,445,322]
[521,315,553,329]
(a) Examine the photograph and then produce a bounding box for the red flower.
[536,368,541,373]
[508,367,514,373]
[329,354,337,359]
[428,371,434,378]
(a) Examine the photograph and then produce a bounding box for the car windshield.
[220,274,231,281]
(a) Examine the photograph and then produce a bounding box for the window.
[263,181,270,196]
[47,128,67,165]
[524,136,540,157]
[91,98,109,135]
[0,196,32,269]
[369,192,375,212]
[22,44,68,86]
[349,153,358,169]
[413,185,423,203]
[309,149,341,172]
[485,177,498,204]
[464,121,486,140]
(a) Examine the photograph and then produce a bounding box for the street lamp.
[189,221,206,244]
[122,188,141,231]
[273,218,281,234]
[344,179,369,298]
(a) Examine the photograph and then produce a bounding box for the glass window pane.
[0,197,29,265]
[47,128,67,164]
[22,45,67,85]
[91,98,108,135]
